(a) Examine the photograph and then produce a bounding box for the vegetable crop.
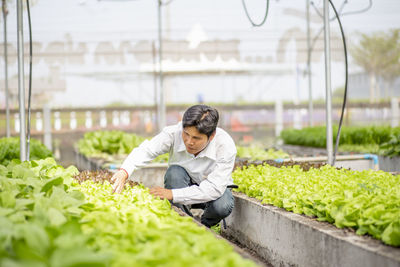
[0,137,52,165]
[380,133,400,157]
[78,130,146,157]
[280,125,400,155]
[77,181,256,267]
[0,158,107,266]
[78,130,168,163]
[233,164,400,246]
[236,146,289,161]
[0,159,257,266]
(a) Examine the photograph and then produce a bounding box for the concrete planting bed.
[222,192,400,267]
[378,156,400,173]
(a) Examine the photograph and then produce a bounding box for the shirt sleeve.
[172,150,236,205]
[120,127,174,177]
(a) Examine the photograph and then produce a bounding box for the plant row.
[236,146,289,161]
[0,158,256,266]
[232,163,400,246]
[78,130,169,162]
[280,125,400,156]
[0,137,52,166]
[79,130,290,163]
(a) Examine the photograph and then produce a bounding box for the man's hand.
[149,187,173,201]
[111,169,128,194]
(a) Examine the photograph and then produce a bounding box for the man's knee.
[164,165,190,189]
[211,199,234,218]
[208,191,234,218]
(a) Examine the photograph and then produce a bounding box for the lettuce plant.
[236,146,289,161]
[233,164,400,246]
[78,130,168,163]
[0,137,52,166]
[0,159,256,266]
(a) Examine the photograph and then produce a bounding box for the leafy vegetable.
[77,181,256,267]
[233,164,400,246]
[380,134,400,157]
[280,125,400,155]
[0,137,52,165]
[0,158,109,266]
[78,130,169,163]
[0,159,257,266]
[236,146,289,161]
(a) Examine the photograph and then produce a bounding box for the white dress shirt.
[120,122,237,205]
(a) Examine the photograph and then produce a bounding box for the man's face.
[182,126,211,155]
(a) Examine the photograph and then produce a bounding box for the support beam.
[17,0,26,161]
[323,0,333,165]
[157,0,166,131]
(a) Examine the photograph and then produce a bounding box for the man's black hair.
[182,105,219,138]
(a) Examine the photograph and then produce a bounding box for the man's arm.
[111,127,174,193]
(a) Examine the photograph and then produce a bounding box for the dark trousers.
[164,165,234,227]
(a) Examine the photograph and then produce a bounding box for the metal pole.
[306,0,313,127]
[323,0,333,165]
[391,98,399,128]
[43,105,52,151]
[17,0,26,161]
[275,99,283,138]
[152,41,158,128]
[2,0,10,137]
[157,0,166,131]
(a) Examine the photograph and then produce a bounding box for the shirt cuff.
[171,188,187,204]
[119,168,129,178]
[119,164,137,179]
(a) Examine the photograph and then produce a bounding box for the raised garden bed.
[222,192,400,267]
[221,162,400,267]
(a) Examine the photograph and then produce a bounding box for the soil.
[235,158,326,171]
[74,169,138,187]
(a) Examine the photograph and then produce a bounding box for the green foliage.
[233,164,400,246]
[236,146,289,160]
[0,137,53,166]
[281,126,327,148]
[210,223,221,235]
[78,130,145,156]
[380,134,400,157]
[78,182,255,267]
[0,159,255,266]
[0,158,108,266]
[280,125,400,155]
[77,130,169,163]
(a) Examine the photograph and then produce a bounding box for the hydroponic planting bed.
[221,162,400,267]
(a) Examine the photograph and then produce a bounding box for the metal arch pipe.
[2,0,10,137]
[323,0,333,165]
[157,0,166,131]
[17,0,26,161]
[306,0,313,127]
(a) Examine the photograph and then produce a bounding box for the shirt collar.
[197,137,217,160]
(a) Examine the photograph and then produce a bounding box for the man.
[111,104,237,227]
